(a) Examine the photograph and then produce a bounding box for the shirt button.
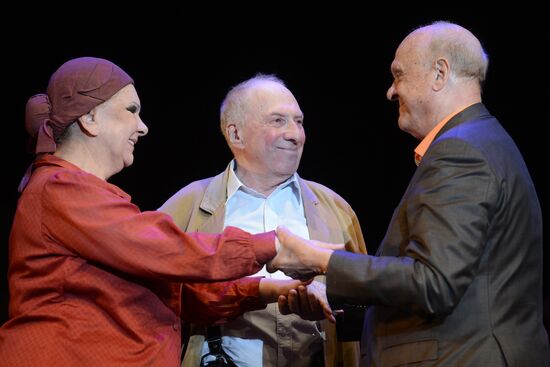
[173,323,179,331]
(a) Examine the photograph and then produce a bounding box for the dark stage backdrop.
[2,8,547,330]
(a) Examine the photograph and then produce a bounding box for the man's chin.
[397,117,408,131]
[275,165,299,177]
[124,156,135,168]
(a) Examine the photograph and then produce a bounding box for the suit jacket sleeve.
[327,137,496,315]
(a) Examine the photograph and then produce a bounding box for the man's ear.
[77,111,99,137]
[227,123,244,148]
[433,58,450,91]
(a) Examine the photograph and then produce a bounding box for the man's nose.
[386,84,398,101]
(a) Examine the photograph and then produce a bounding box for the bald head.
[403,21,488,89]
[387,21,489,139]
[220,75,292,140]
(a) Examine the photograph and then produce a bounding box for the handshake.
[261,226,345,323]
[267,225,344,280]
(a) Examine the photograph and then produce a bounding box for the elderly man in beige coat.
[160,74,367,367]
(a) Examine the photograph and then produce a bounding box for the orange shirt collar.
[414,103,476,166]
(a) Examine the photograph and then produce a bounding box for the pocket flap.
[381,339,438,366]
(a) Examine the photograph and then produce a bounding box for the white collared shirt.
[225,161,310,279]
[200,161,319,367]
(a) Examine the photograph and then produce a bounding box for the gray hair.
[220,74,286,139]
[417,21,489,88]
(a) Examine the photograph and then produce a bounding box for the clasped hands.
[265,226,344,323]
[267,225,343,280]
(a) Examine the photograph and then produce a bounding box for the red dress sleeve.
[41,169,276,282]
[180,277,267,325]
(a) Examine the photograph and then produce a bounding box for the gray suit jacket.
[326,104,549,366]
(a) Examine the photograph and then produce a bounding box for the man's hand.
[258,278,312,304]
[278,280,342,323]
[268,225,344,279]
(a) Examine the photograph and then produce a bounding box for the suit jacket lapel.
[379,103,492,257]
[299,177,346,244]
[300,178,327,241]
[195,165,231,233]
[435,103,490,139]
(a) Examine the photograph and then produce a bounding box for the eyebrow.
[269,112,304,119]
[391,65,403,77]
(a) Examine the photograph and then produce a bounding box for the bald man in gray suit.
[271,21,550,366]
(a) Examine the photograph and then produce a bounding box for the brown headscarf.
[25,57,133,153]
[20,57,133,191]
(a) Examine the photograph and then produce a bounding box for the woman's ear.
[77,111,99,137]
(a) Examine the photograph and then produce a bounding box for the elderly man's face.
[239,82,305,181]
[386,33,436,140]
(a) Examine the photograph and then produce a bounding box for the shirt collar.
[226,160,301,202]
[414,103,476,166]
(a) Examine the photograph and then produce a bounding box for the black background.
[2,6,548,330]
